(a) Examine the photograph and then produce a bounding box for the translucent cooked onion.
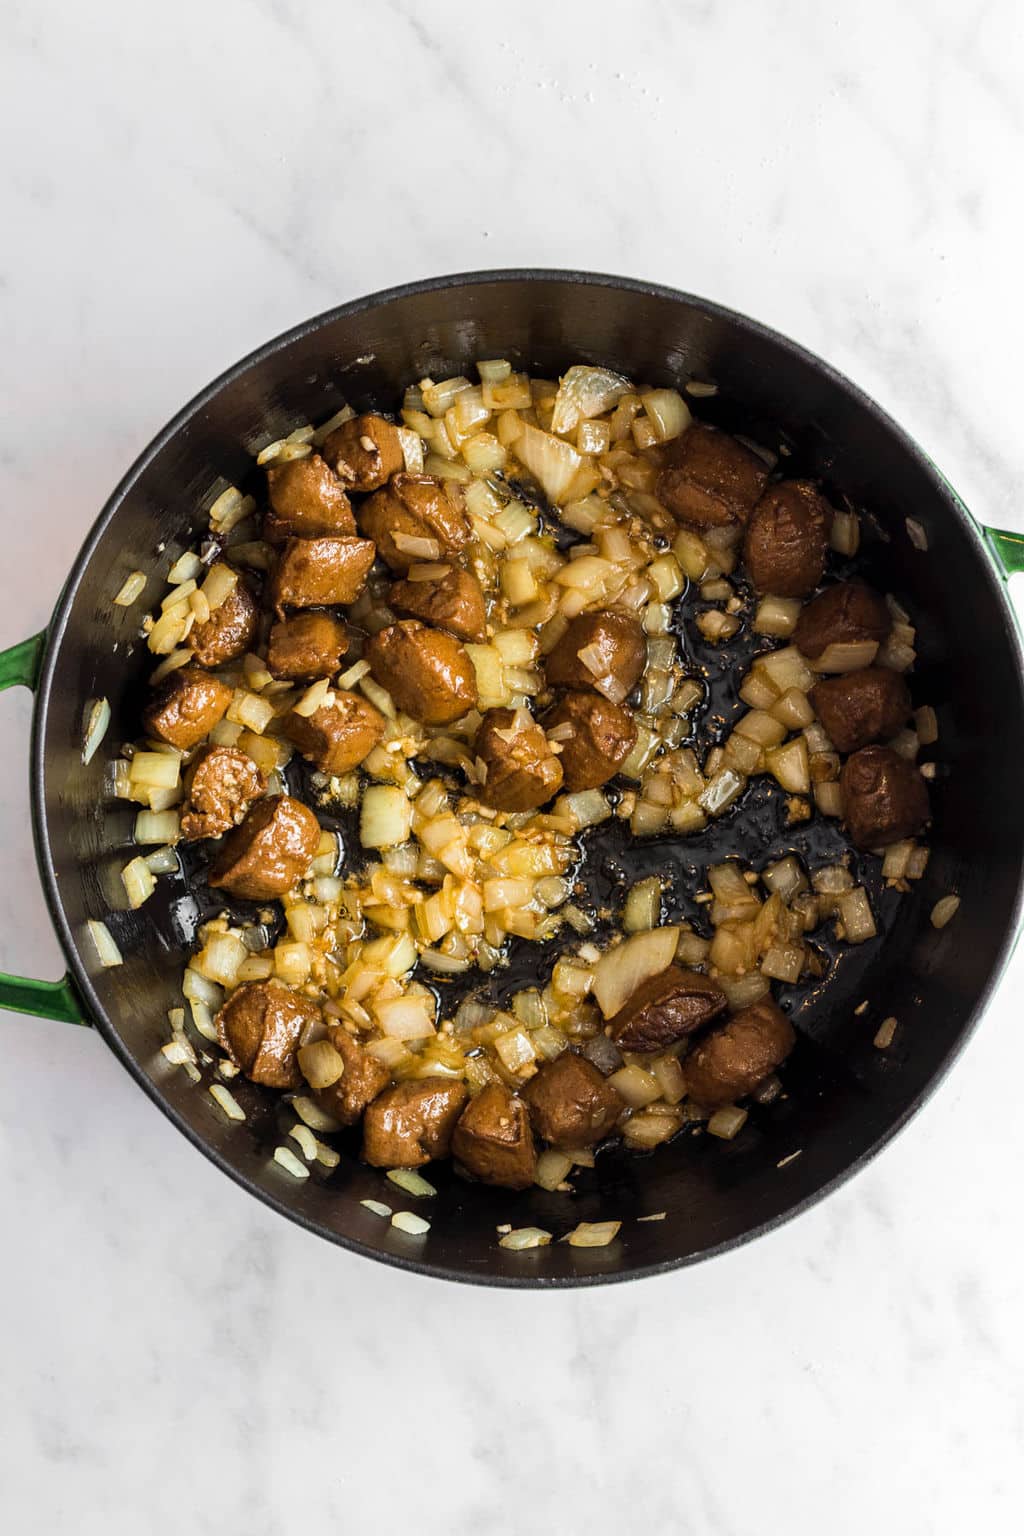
[81,697,111,766]
[565,1220,621,1248]
[209,1084,246,1122]
[499,1226,553,1250]
[550,366,631,435]
[593,928,679,1018]
[513,422,584,504]
[298,1039,345,1090]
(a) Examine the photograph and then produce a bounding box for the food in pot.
[543,691,637,790]
[115,357,937,1200]
[321,412,404,492]
[208,794,320,900]
[475,707,563,811]
[388,566,488,642]
[181,746,265,841]
[840,745,930,849]
[683,998,796,1107]
[264,454,356,542]
[266,612,353,680]
[657,422,769,527]
[358,473,470,572]
[742,481,831,597]
[363,1078,469,1168]
[270,535,376,615]
[810,668,912,754]
[282,691,386,774]
[365,621,477,726]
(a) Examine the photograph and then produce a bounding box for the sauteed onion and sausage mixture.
[96,360,946,1221]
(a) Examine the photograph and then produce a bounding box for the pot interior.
[35,273,1024,1284]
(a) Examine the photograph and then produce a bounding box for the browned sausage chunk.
[545,610,647,704]
[282,690,386,774]
[142,666,233,750]
[358,474,470,573]
[684,998,796,1108]
[794,581,891,663]
[543,691,637,791]
[320,413,404,493]
[475,707,563,811]
[189,576,260,668]
[216,979,322,1090]
[311,1028,391,1127]
[522,1052,623,1149]
[365,620,477,726]
[607,966,728,1052]
[743,481,831,598]
[181,745,265,841]
[270,536,376,617]
[208,794,320,900]
[451,1082,537,1189]
[810,668,912,754]
[264,454,356,542]
[388,567,487,642]
[840,745,930,850]
[657,423,769,529]
[266,612,352,681]
[362,1078,469,1168]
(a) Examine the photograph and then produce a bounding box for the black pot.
[4,271,1023,1287]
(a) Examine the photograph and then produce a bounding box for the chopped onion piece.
[293,1096,342,1133]
[500,1227,553,1250]
[360,1198,392,1218]
[931,894,960,929]
[708,1106,748,1140]
[593,927,679,1018]
[273,1146,310,1179]
[121,856,156,909]
[550,366,631,434]
[387,1168,437,1198]
[874,1016,898,1049]
[905,517,929,551]
[113,570,147,606]
[391,1210,430,1236]
[86,918,123,968]
[82,697,111,765]
[565,1220,621,1248]
[209,1084,246,1122]
[812,640,879,673]
[513,422,584,504]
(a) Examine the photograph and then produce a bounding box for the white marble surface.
[2,3,1024,1531]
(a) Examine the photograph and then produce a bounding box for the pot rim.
[28,269,1024,1286]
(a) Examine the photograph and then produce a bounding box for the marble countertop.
[3,3,1023,1531]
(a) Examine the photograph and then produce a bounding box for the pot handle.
[984,526,1024,577]
[0,631,90,1026]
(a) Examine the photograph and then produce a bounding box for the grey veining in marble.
[2,3,1024,1532]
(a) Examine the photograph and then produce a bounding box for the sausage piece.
[840,745,930,850]
[282,690,386,775]
[270,536,376,617]
[475,707,563,811]
[451,1082,537,1189]
[358,474,470,573]
[311,1028,391,1127]
[365,620,477,726]
[266,612,352,681]
[810,668,912,755]
[142,665,233,750]
[742,480,831,598]
[320,413,404,493]
[543,691,636,791]
[684,998,796,1108]
[794,581,891,663]
[544,610,646,704]
[522,1052,623,1149]
[181,745,265,841]
[208,794,320,900]
[189,573,260,669]
[264,454,356,542]
[216,979,322,1090]
[388,567,487,643]
[362,1078,469,1168]
[607,966,728,1052]
[656,423,769,529]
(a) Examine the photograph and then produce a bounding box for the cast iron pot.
[3,271,1023,1287]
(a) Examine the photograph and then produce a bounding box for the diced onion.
[121,856,156,909]
[708,1106,748,1140]
[565,1220,621,1248]
[81,697,111,766]
[391,1211,430,1236]
[273,1146,310,1179]
[931,894,960,930]
[86,918,123,968]
[499,1226,553,1250]
[387,1168,437,1198]
[113,571,147,606]
[209,1084,245,1122]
